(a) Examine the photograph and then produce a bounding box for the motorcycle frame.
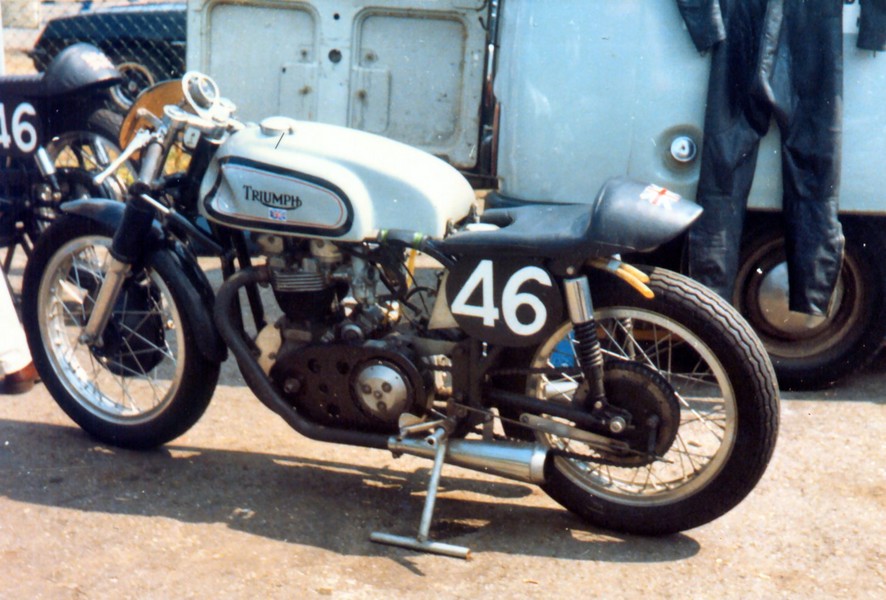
[79,193,634,449]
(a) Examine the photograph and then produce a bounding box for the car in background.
[28,2,186,111]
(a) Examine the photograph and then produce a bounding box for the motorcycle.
[22,73,779,557]
[0,43,134,270]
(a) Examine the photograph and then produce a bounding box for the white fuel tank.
[199,117,475,241]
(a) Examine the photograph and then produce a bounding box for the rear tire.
[7,108,132,251]
[22,216,220,449]
[504,267,779,534]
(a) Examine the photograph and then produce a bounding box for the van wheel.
[733,220,886,390]
[109,60,156,111]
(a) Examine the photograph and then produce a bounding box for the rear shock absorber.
[563,276,607,411]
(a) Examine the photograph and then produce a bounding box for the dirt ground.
[1,259,884,599]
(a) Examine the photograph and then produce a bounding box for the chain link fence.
[2,0,185,108]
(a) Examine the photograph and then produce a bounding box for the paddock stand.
[370,422,472,559]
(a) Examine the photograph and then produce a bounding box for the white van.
[187,0,886,389]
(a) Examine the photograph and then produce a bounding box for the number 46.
[451,260,552,337]
[0,102,39,154]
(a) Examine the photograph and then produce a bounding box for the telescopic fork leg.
[370,426,471,559]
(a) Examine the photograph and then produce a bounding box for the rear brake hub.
[598,361,680,466]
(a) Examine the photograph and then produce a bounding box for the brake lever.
[135,107,165,130]
[92,128,154,187]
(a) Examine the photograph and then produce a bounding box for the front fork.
[77,196,156,347]
[79,141,167,347]
[79,257,130,346]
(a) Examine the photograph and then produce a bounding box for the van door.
[187,0,488,169]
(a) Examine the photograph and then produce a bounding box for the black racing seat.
[436,177,702,259]
[0,43,119,99]
[0,74,45,98]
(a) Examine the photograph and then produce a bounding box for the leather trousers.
[687,0,845,316]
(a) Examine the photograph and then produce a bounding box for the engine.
[252,234,434,433]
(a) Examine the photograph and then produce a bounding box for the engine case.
[270,339,428,433]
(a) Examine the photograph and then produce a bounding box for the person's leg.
[0,265,36,394]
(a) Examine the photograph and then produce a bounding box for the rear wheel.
[22,216,219,449]
[3,108,133,258]
[506,267,779,534]
[3,109,133,271]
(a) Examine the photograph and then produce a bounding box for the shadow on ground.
[0,419,700,564]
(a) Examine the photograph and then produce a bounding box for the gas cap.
[260,116,298,136]
[669,135,698,164]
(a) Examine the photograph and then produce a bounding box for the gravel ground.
[1,260,884,599]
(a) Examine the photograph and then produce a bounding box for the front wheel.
[22,216,220,449]
[506,266,779,535]
[46,108,135,204]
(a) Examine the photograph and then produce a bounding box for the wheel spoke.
[527,305,738,504]
[37,235,185,424]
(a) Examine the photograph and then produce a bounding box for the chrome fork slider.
[79,256,131,347]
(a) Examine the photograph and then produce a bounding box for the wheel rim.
[529,309,737,506]
[40,131,133,234]
[110,62,156,111]
[37,235,186,425]
[46,131,133,198]
[735,237,863,359]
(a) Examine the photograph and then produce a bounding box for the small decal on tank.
[269,208,288,221]
[640,184,681,208]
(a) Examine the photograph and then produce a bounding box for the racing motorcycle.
[22,73,779,557]
[0,43,133,269]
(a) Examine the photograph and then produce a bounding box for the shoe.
[1,362,39,395]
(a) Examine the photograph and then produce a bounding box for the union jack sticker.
[269,208,287,222]
[640,184,681,208]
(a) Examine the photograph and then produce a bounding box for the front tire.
[22,216,220,449]
[508,267,779,535]
[46,108,134,204]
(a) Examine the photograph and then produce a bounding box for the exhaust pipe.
[389,436,548,484]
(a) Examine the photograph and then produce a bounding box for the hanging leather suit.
[676,0,886,316]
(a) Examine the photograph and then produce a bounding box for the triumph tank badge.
[242,184,303,210]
